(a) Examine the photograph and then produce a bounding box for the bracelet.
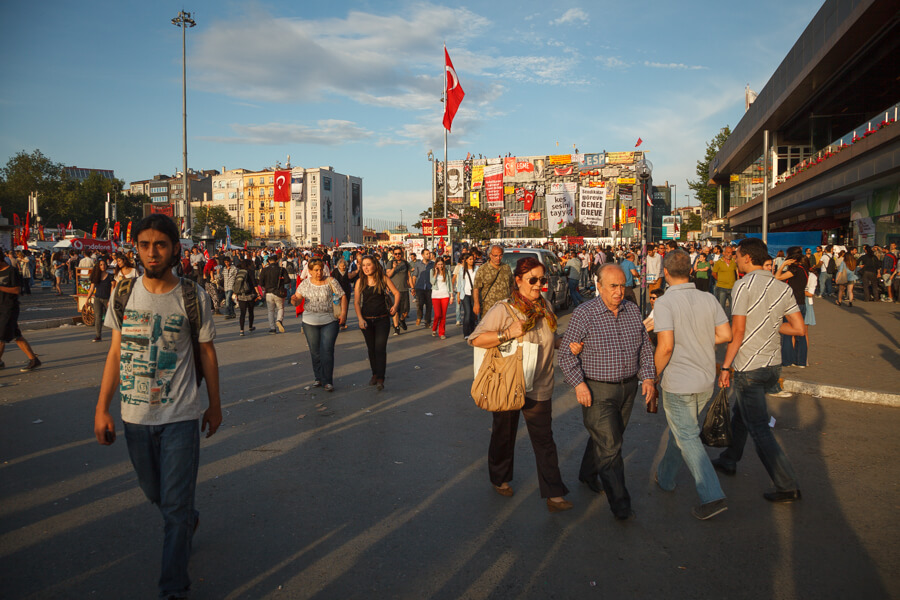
[721,367,730,371]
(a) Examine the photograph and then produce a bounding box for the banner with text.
[484,164,504,208]
[471,165,484,188]
[447,160,465,201]
[504,212,528,227]
[547,193,574,234]
[579,187,607,226]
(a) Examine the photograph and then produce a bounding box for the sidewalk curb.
[782,379,900,408]
[19,316,83,331]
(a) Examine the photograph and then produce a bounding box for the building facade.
[210,168,247,228]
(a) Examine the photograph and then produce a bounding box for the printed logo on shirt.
[119,309,186,407]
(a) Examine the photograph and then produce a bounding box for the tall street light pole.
[172,10,196,236]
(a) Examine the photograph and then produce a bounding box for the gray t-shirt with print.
[105,277,215,426]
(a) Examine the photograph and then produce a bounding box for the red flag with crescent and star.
[443,47,465,131]
[274,170,290,203]
[92,222,98,239]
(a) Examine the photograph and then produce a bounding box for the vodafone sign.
[70,237,116,252]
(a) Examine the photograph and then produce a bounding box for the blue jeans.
[123,419,200,599]
[461,295,477,337]
[657,389,725,504]
[818,271,833,296]
[303,319,340,385]
[715,286,732,316]
[567,278,584,306]
[781,304,807,366]
[718,366,799,492]
[224,290,235,316]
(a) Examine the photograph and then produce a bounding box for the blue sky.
[0,0,824,226]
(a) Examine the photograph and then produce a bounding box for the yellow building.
[242,169,289,241]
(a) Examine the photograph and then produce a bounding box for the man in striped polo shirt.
[713,237,806,503]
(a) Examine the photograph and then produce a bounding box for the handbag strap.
[500,302,526,343]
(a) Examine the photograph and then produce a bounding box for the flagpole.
[441,44,447,256]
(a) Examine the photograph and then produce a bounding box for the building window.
[248,178,254,185]
[269,200,274,208]
[269,225,274,234]
[323,177,331,191]
[214,192,224,200]
[269,213,274,221]
[228,192,237,200]
[279,225,285,234]
[268,176,274,184]
[279,213,285,221]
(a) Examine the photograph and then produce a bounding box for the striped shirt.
[731,269,799,372]
[559,297,656,387]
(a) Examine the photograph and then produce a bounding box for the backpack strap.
[180,277,205,388]
[111,277,136,329]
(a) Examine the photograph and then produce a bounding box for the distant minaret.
[286,154,291,169]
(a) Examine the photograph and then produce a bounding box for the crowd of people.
[1,213,897,599]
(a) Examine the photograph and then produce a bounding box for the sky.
[0,0,825,228]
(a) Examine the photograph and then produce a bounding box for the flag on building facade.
[443,47,465,131]
[274,171,290,202]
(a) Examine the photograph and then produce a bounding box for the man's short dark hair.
[663,249,691,279]
[133,214,181,267]
[737,237,769,266]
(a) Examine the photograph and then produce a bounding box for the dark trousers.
[579,378,638,515]
[361,315,391,379]
[238,300,255,330]
[489,397,569,498]
[861,271,878,301]
[415,288,432,323]
[623,286,636,304]
[695,278,709,292]
[461,295,477,337]
[93,297,109,338]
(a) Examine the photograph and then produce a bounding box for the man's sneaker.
[440,335,446,340]
[276,320,285,333]
[399,319,407,331]
[456,322,462,327]
[711,458,736,476]
[268,329,276,334]
[393,328,400,336]
[692,498,728,520]
[20,357,41,372]
[764,489,802,503]
[768,390,793,398]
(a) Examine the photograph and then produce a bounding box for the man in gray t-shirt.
[93,215,221,599]
[652,250,732,520]
[386,246,413,331]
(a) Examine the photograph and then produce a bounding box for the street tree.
[413,197,448,231]
[0,149,66,218]
[458,206,498,241]
[687,126,731,215]
[679,213,702,241]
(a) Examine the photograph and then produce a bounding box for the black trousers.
[489,397,569,498]
[578,378,638,515]
[238,300,255,330]
[861,271,877,301]
[695,277,709,292]
[361,315,391,378]
[415,288,432,323]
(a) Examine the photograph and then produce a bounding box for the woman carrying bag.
[234,259,259,336]
[354,256,400,391]
[468,256,576,513]
[292,258,347,392]
[85,259,113,342]
[459,253,478,337]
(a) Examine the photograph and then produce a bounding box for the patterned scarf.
[510,290,557,333]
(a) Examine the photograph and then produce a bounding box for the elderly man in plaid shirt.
[560,263,656,521]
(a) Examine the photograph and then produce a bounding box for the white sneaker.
[769,390,793,398]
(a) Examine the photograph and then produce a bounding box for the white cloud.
[596,56,630,69]
[644,61,708,71]
[550,8,589,26]
[203,120,372,146]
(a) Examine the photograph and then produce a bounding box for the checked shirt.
[559,297,655,388]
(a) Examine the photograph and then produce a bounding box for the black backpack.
[826,256,837,275]
[112,277,205,387]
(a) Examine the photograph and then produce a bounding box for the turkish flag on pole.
[443,47,465,131]
[274,170,290,202]
[635,137,643,147]
[646,186,653,207]
[92,222,98,239]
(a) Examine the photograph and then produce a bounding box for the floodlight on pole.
[172,10,196,235]
[636,159,653,315]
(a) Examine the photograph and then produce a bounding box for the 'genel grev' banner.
[579,187,607,226]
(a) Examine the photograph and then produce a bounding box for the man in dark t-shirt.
[387,246,413,334]
[0,258,41,371]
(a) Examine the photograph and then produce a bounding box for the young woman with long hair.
[430,258,451,339]
[459,253,478,337]
[85,259,113,342]
[354,256,400,390]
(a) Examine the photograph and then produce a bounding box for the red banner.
[114,222,121,240]
[151,205,174,216]
[553,166,574,176]
[483,164,503,208]
[516,161,534,174]
[91,222,98,239]
[69,237,116,252]
[274,170,290,202]
[528,211,542,221]
[421,218,448,236]
[504,157,517,178]
[126,221,132,243]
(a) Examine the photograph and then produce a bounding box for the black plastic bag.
[700,388,732,447]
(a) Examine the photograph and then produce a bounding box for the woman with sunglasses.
[292,258,347,391]
[468,256,576,513]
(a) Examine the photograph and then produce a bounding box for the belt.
[588,375,637,386]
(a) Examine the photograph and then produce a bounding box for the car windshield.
[500,251,540,271]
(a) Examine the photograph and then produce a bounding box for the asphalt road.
[1,307,898,599]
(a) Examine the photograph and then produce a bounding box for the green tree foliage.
[687,126,731,215]
[413,197,448,230]
[458,206,499,241]
[0,149,65,218]
[552,220,597,238]
[521,226,543,238]
[192,205,236,237]
[679,213,703,241]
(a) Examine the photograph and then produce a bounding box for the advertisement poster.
[469,191,480,208]
[447,160,465,200]
[547,193,574,234]
[351,183,361,226]
[421,219,448,236]
[579,187,607,226]
[549,154,573,165]
[484,164,504,208]
[504,213,528,227]
[528,211,542,221]
[607,151,635,164]
[579,153,606,171]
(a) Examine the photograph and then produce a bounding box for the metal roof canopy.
[710,0,900,182]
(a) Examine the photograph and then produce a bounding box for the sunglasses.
[526,276,548,285]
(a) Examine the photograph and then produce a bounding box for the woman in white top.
[112,252,138,290]
[291,258,347,392]
[429,258,452,339]
[459,253,479,337]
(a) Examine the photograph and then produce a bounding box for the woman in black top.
[353,256,400,390]
[775,246,809,367]
[333,259,353,330]
[86,259,113,342]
